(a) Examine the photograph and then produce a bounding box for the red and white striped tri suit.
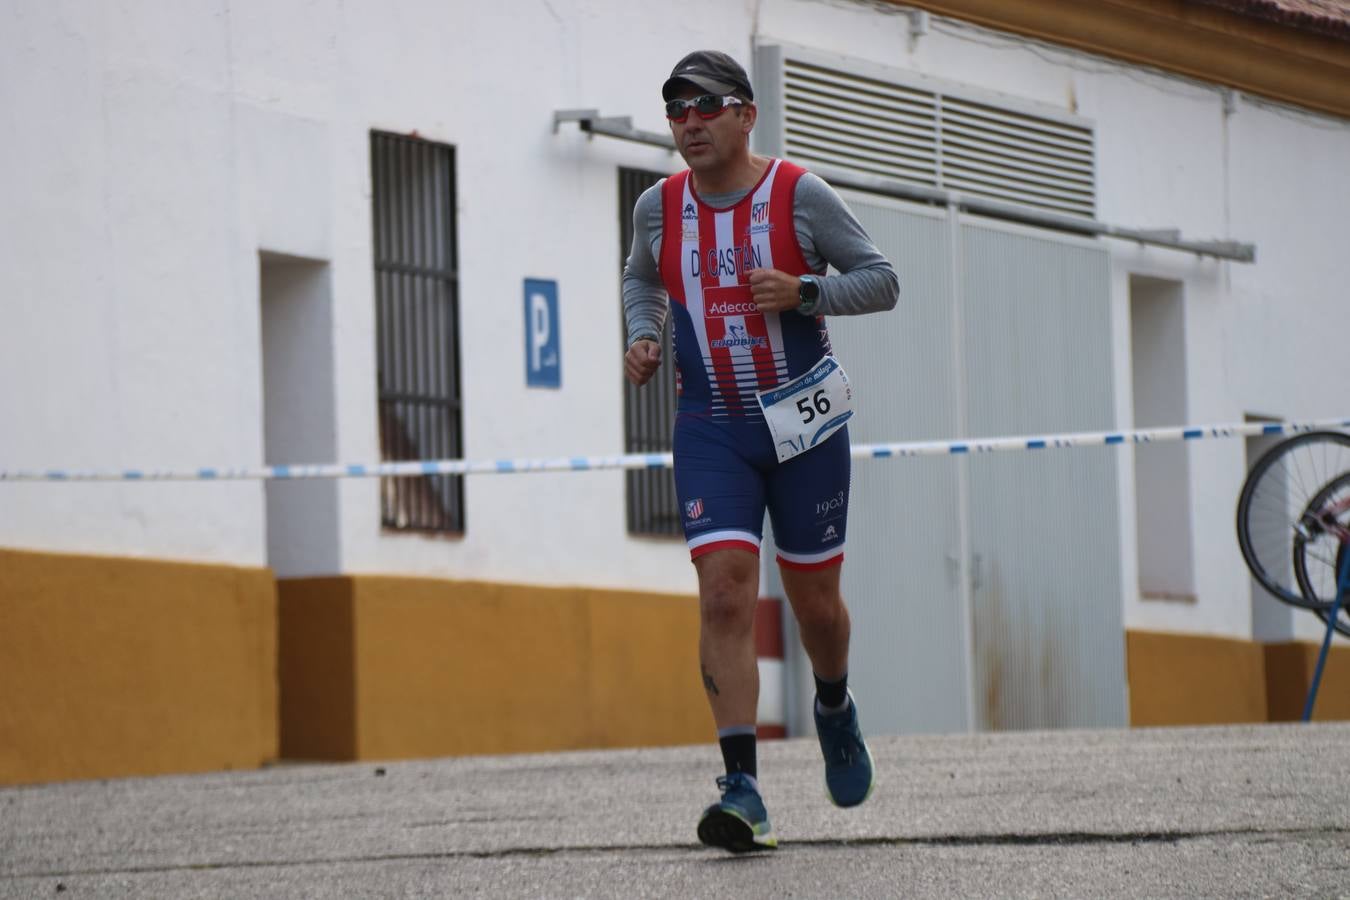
[658,159,850,569]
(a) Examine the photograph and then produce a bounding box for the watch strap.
[797,276,820,316]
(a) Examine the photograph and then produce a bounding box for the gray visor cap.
[662,74,741,101]
[661,50,754,101]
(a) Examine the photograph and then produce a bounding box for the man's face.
[668,85,755,173]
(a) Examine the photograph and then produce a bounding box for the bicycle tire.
[1293,472,1350,603]
[1236,430,1350,611]
[1310,541,1350,640]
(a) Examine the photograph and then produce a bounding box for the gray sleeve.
[793,173,899,317]
[622,182,668,344]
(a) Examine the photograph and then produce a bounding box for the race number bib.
[756,356,854,463]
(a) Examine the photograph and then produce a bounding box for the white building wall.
[0,1,266,565]
[2,0,1348,635]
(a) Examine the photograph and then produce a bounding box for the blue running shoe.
[696,772,777,853]
[815,692,874,807]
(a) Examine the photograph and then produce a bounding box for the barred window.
[371,131,465,534]
[619,167,680,537]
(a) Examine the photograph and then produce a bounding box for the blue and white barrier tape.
[2,416,1347,483]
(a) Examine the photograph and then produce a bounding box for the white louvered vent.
[783,59,940,188]
[781,58,1096,217]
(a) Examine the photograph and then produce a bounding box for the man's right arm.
[622,182,667,386]
[622,182,668,346]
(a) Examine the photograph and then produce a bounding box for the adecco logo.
[706,299,757,318]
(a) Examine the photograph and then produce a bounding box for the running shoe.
[815,692,874,807]
[696,772,777,852]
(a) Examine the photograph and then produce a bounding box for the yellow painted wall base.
[278,576,714,761]
[0,548,278,786]
[1126,630,1267,726]
[1262,641,1350,722]
[1126,629,1350,726]
[11,544,1345,784]
[278,577,355,760]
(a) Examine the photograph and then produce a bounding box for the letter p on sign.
[523,278,560,388]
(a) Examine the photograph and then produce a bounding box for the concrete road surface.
[3,724,1349,898]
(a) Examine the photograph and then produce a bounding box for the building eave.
[895,0,1350,118]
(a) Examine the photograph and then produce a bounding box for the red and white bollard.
[755,596,786,739]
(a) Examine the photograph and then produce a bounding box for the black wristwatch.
[797,275,821,316]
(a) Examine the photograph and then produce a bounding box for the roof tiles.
[1192,0,1350,39]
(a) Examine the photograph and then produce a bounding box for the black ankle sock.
[814,672,849,711]
[718,730,757,779]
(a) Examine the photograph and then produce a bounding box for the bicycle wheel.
[1294,473,1350,639]
[1311,553,1350,638]
[1294,472,1350,601]
[1236,430,1350,611]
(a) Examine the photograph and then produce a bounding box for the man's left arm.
[791,173,899,316]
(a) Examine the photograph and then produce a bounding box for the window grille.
[619,167,681,537]
[371,131,465,533]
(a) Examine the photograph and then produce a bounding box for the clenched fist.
[625,338,662,386]
[749,268,802,314]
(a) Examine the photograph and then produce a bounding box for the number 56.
[796,389,831,424]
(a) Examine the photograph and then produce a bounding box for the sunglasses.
[665,94,745,122]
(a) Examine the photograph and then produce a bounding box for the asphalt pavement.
[3,723,1348,898]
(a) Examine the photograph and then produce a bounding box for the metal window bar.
[371,131,465,533]
[619,167,681,537]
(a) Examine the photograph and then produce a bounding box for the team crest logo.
[685,498,704,520]
[749,201,772,234]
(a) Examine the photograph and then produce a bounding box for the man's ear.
[741,103,758,135]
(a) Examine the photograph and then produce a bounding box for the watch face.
[800,276,820,302]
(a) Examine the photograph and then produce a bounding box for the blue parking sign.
[523,278,560,388]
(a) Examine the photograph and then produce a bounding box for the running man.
[623,50,899,852]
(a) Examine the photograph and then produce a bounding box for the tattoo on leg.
[701,664,720,697]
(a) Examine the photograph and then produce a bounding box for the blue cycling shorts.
[672,412,850,569]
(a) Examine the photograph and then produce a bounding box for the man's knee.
[795,593,847,635]
[697,553,758,633]
[784,571,847,632]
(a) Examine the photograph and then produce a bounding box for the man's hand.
[625,338,662,386]
[749,268,801,314]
